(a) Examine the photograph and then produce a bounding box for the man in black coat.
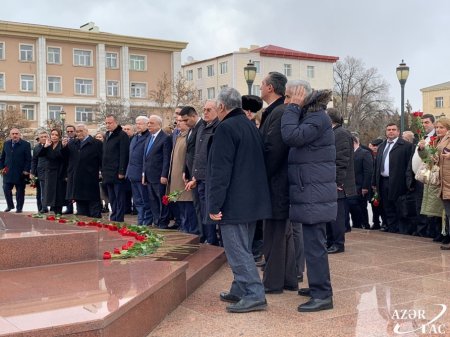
[63,124,103,218]
[208,87,271,313]
[259,71,298,293]
[348,134,373,229]
[0,128,31,213]
[185,100,220,244]
[180,106,204,234]
[102,115,130,222]
[142,115,172,228]
[63,125,77,214]
[372,123,414,234]
[326,108,356,254]
[30,131,49,213]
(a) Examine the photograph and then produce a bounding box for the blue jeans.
[220,222,265,301]
[130,180,152,225]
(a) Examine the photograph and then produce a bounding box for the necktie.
[145,135,155,155]
[381,141,393,175]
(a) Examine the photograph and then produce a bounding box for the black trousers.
[300,222,333,300]
[262,219,297,291]
[3,182,25,211]
[76,200,102,218]
[326,198,346,248]
[380,177,408,234]
[348,195,369,228]
[105,182,126,222]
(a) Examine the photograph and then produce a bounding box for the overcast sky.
[1,0,449,112]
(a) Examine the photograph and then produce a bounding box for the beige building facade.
[182,45,338,101]
[0,20,187,134]
[421,81,450,118]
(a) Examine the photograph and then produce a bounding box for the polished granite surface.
[149,230,450,337]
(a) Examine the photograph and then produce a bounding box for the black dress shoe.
[15,210,23,213]
[298,288,311,297]
[265,288,283,294]
[298,297,333,312]
[220,292,241,303]
[440,245,450,250]
[226,298,267,313]
[327,244,344,254]
[283,285,298,291]
[379,227,389,232]
[433,234,444,242]
[370,224,381,230]
[3,208,12,212]
[442,236,450,245]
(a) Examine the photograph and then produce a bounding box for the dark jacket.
[0,139,32,184]
[259,96,290,219]
[31,143,47,181]
[143,130,172,184]
[353,147,373,194]
[126,130,150,182]
[372,137,414,201]
[193,118,219,181]
[64,136,103,201]
[185,118,205,180]
[333,124,356,199]
[102,125,130,184]
[281,90,337,224]
[39,143,67,207]
[207,108,272,224]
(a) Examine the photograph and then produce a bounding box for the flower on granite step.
[113,248,121,254]
[103,252,112,259]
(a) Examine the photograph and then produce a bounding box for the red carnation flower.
[162,195,169,206]
[46,216,56,221]
[58,219,67,223]
[127,240,134,247]
[136,235,146,241]
[77,221,86,226]
[121,244,128,250]
[103,252,112,259]
[113,248,121,254]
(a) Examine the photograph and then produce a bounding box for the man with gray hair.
[208,87,271,313]
[63,124,103,218]
[142,114,172,228]
[126,116,152,225]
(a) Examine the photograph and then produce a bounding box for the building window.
[0,103,6,112]
[129,55,146,71]
[252,85,260,96]
[107,80,119,97]
[219,61,228,75]
[106,52,118,69]
[0,42,4,60]
[75,78,94,95]
[186,69,193,81]
[47,76,62,93]
[207,87,215,99]
[76,106,93,122]
[307,66,315,78]
[253,61,261,73]
[436,97,444,108]
[207,65,215,77]
[197,89,202,101]
[47,47,61,64]
[20,44,34,62]
[20,74,35,92]
[0,73,4,90]
[283,64,292,77]
[48,105,62,120]
[130,82,147,98]
[73,49,92,66]
[197,67,202,79]
[21,104,35,120]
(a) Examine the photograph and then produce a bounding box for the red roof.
[251,45,339,63]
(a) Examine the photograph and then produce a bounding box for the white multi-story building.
[182,45,339,101]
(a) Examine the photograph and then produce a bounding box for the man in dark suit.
[259,72,297,293]
[63,125,76,214]
[372,123,414,234]
[180,106,204,234]
[326,108,356,254]
[348,134,373,229]
[30,131,49,213]
[102,115,130,222]
[63,124,103,218]
[142,115,172,228]
[0,128,31,213]
[208,87,271,313]
[126,116,152,226]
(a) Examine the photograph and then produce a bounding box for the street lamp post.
[244,60,257,95]
[60,109,66,136]
[396,60,410,133]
